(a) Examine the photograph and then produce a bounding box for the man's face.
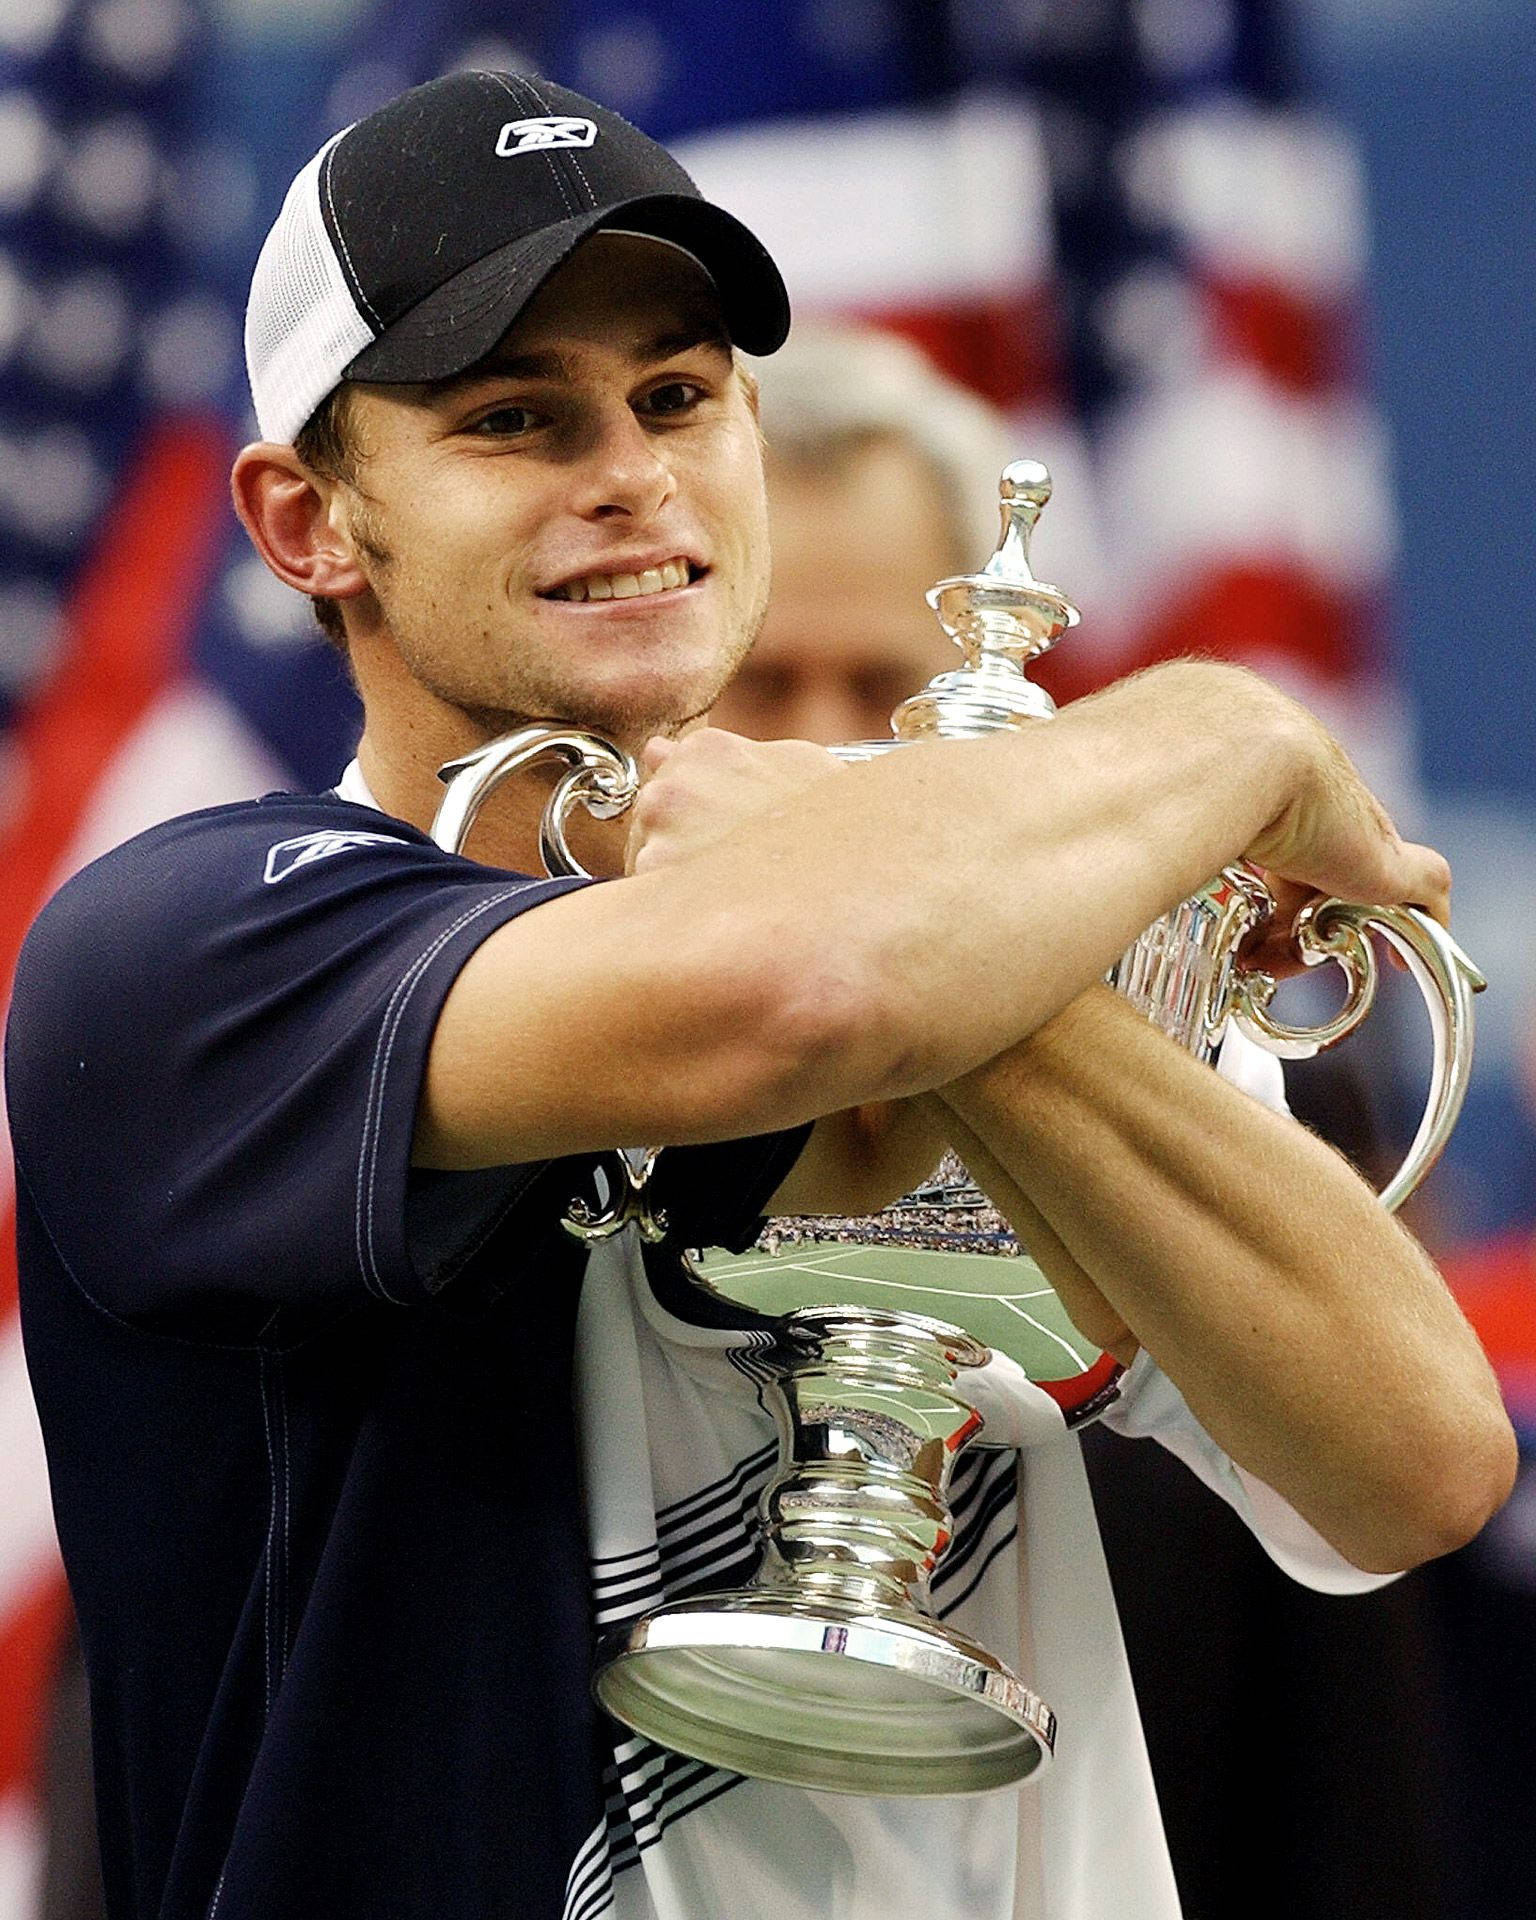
[334,233,771,749]
[709,435,958,747]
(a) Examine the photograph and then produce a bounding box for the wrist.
[941,986,1134,1127]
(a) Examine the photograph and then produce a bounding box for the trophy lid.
[888,460,1080,741]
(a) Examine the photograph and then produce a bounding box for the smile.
[547,558,698,602]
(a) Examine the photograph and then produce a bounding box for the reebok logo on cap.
[496,116,598,155]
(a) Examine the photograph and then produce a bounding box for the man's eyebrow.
[642,318,732,360]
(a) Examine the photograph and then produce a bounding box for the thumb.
[1397,841,1452,928]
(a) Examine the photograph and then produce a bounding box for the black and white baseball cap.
[245,70,791,445]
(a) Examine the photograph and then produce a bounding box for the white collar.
[336,758,383,813]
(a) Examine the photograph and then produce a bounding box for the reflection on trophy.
[431,462,1486,1797]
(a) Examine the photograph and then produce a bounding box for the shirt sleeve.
[1214,1022,1289,1108]
[6,798,596,1328]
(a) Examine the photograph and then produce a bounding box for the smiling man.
[294,234,768,775]
[4,70,1514,1920]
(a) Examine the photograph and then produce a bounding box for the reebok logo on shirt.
[263,830,404,884]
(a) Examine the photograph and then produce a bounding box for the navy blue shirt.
[6,793,805,1920]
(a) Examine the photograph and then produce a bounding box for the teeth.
[553,559,691,601]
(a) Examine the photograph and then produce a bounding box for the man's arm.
[931,986,1516,1573]
[590,699,1510,1574]
[765,1098,951,1218]
[416,660,1448,1167]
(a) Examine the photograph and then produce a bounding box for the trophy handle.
[432,724,640,876]
[1230,902,1487,1214]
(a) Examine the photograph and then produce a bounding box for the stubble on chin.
[461,590,768,750]
[367,529,770,751]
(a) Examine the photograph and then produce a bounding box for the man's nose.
[575,406,676,521]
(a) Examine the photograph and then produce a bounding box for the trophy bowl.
[432,461,1485,1797]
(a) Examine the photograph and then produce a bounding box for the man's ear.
[230,444,370,604]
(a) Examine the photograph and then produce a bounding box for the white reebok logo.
[495,116,598,155]
[263,830,404,884]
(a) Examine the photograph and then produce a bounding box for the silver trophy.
[431,461,1485,1797]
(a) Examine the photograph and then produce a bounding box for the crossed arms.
[412,658,1515,1571]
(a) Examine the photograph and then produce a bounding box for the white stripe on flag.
[1121,104,1369,295]
[676,95,1052,309]
[1098,368,1398,595]
[0,1788,42,1920]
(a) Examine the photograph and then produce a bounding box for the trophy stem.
[755,1309,986,1617]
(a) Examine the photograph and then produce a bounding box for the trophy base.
[595,1591,1055,1797]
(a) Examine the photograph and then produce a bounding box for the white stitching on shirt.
[355,887,537,1302]
[276,1357,292,1652]
[258,1355,277,1718]
[355,890,524,1298]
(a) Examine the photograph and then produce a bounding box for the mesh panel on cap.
[245,134,375,444]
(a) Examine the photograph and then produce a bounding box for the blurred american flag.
[0,0,1465,1908]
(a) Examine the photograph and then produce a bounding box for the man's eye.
[471,405,537,436]
[643,381,702,417]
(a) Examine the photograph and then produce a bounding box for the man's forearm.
[933,988,1515,1573]
[421,659,1448,1168]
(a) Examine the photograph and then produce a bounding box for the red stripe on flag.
[0,1566,70,1800]
[1202,275,1364,396]
[850,292,1067,414]
[0,417,233,977]
[1444,1236,1536,1373]
[0,416,231,1321]
[1036,564,1387,708]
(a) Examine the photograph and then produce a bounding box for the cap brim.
[343,193,789,387]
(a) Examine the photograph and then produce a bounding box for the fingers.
[627,730,842,876]
[1239,874,1315,980]
[1245,833,1452,973]
[1248,721,1454,927]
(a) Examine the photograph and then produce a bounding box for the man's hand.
[1232,688,1451,925]
[626,727,842,874]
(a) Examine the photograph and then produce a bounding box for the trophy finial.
[890,461,1080,739]
[982,460,1053,597]
[998,456,1052,515]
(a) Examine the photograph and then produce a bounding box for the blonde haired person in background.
[713,322,1015,746]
